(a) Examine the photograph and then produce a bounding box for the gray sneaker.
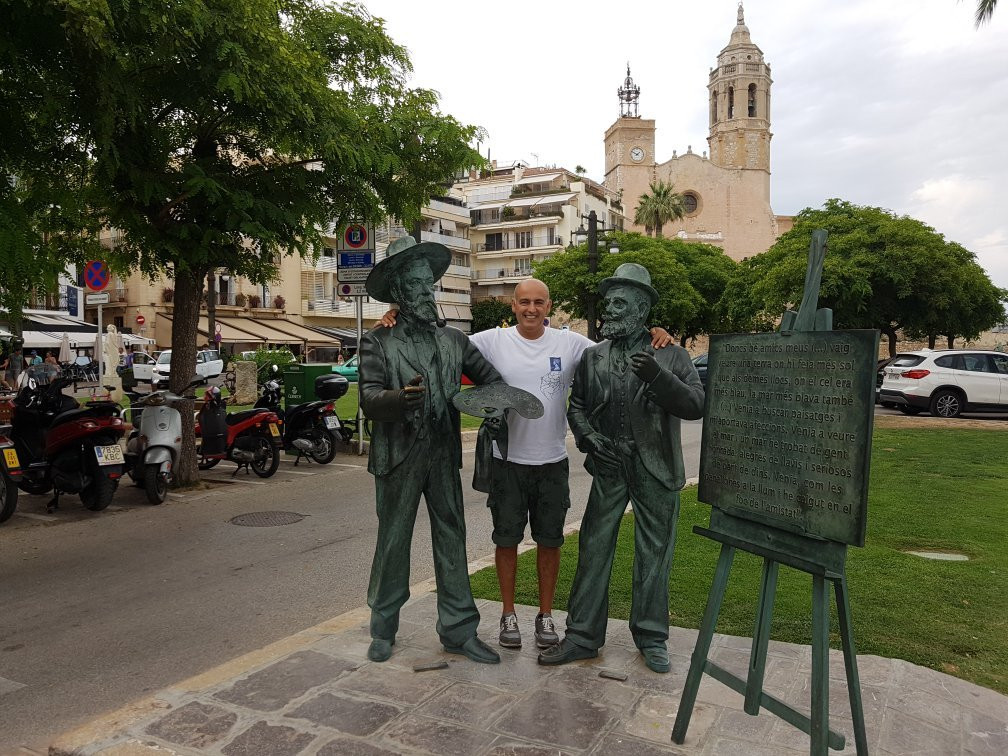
[534,613,559,648]
[499,613,522,648]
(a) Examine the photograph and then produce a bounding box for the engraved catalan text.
[698,332,874,545]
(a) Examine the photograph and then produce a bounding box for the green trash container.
[283,363,340,407]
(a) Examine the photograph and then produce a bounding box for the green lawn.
[470,427,1008,694]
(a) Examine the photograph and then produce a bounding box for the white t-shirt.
[469,327,593,465]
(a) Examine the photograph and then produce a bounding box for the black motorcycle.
[254,369,349,464]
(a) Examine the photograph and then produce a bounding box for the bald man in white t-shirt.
[382,278,670,650]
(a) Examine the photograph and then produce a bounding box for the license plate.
[269,423,281,438]
[95,444,124,466]
[323,415,340,430]
[3,448,19,469]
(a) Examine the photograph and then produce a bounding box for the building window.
[748,84,756,117]
[727,87,734,119]
[515,231,532,249]
[485,233,504,251]
[711,90,718,123]
[682,192,699,215]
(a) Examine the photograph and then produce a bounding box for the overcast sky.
[362,0,1007,289]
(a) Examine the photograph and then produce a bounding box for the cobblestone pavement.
[50,585,1007,756]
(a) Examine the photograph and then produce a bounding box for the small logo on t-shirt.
[550,357,562,372]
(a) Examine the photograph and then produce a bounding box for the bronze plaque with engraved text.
[698,330,878,546]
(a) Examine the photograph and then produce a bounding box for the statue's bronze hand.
[586,431,619,469]
[630,351,660,383]
[399,374,425,410]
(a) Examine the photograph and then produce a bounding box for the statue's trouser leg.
[368,438,479,647]
[625,456,679,650]
[564,466,630,650]
[423,441,481,647]
[368,451,424,642]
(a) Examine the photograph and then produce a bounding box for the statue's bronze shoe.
[641,645,671,673]
[443,636,501,664]
[367,638,394,662]
[537,638,598,666]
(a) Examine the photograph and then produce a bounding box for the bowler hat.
[599,263,658,306]
[365,236,452,304]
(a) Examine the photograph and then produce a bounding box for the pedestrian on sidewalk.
[360,236,503,666]
[538,263,704,674]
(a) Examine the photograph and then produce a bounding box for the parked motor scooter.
[195,386,283,477]
[0,413,23,524]
[254,367,349,464]
[123,375,204,504]
[10,365,126,512]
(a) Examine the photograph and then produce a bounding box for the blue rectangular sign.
[338,252,375,268]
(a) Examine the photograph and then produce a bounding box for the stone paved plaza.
[51,588,1008,755]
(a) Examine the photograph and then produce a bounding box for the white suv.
[879,349,1008,417]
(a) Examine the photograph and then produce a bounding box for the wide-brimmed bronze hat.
[599,262,658,305]
[365,236,452,303]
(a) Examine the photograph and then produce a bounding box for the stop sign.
[136,314,146,326]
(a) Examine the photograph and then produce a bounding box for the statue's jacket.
[567,341,705,491]
[359,323,502,477]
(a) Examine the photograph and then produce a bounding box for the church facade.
[603,4,793,261]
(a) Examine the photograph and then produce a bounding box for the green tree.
[633,180,685,238]
[749,199,1006,356]
[470,297,515,333]
[535,232,750,344]
[6,0,482,483]
[0,2,105,320]
[975,0,998,26]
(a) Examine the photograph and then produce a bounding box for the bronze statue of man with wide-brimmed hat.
[359,235,503,665]
[538,262,705,673]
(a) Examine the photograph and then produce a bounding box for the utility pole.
[586,210,599,342]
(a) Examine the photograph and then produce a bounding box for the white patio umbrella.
[58,332,72,363]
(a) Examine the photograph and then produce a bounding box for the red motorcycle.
[10,366,126,512]
[195,386,282,477]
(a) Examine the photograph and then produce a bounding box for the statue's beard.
[601,316,640,340]
[400,297,438,325]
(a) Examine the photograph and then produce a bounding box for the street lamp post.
[585,210,599,341]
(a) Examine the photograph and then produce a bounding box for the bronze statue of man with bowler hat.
[538,263,705,673]
[360,235,503,665]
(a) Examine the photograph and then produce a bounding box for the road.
[0,421,703,751]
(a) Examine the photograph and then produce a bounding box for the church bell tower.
[707,3,772,172]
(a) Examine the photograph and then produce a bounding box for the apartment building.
[293,193,473,338]
[456,164,625,301]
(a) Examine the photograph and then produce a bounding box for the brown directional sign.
[698,329,878,546]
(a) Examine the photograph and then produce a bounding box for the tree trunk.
[655,222,663,239]
[884,327,898,357]
[171,267,208,486]
[947,335,956,349]
[206,271,216,353]
[928,334,937,349]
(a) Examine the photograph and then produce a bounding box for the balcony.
[303,254,339,272]
[473,268,533,284]
[435,291,471,306]
[420,229,470,250]
[304,298,389,319]
[428,197,469,218]
[445,264,471,278]
[471,209,564,229]
[26,292,70,311]
[476,238,561,254]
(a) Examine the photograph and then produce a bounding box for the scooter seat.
[51,407,99,426]
[225,408,272,426]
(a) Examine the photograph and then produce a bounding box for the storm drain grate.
[230,511,307,527]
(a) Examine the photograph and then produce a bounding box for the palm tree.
[633,180,686,238]
[976,0,997,26]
